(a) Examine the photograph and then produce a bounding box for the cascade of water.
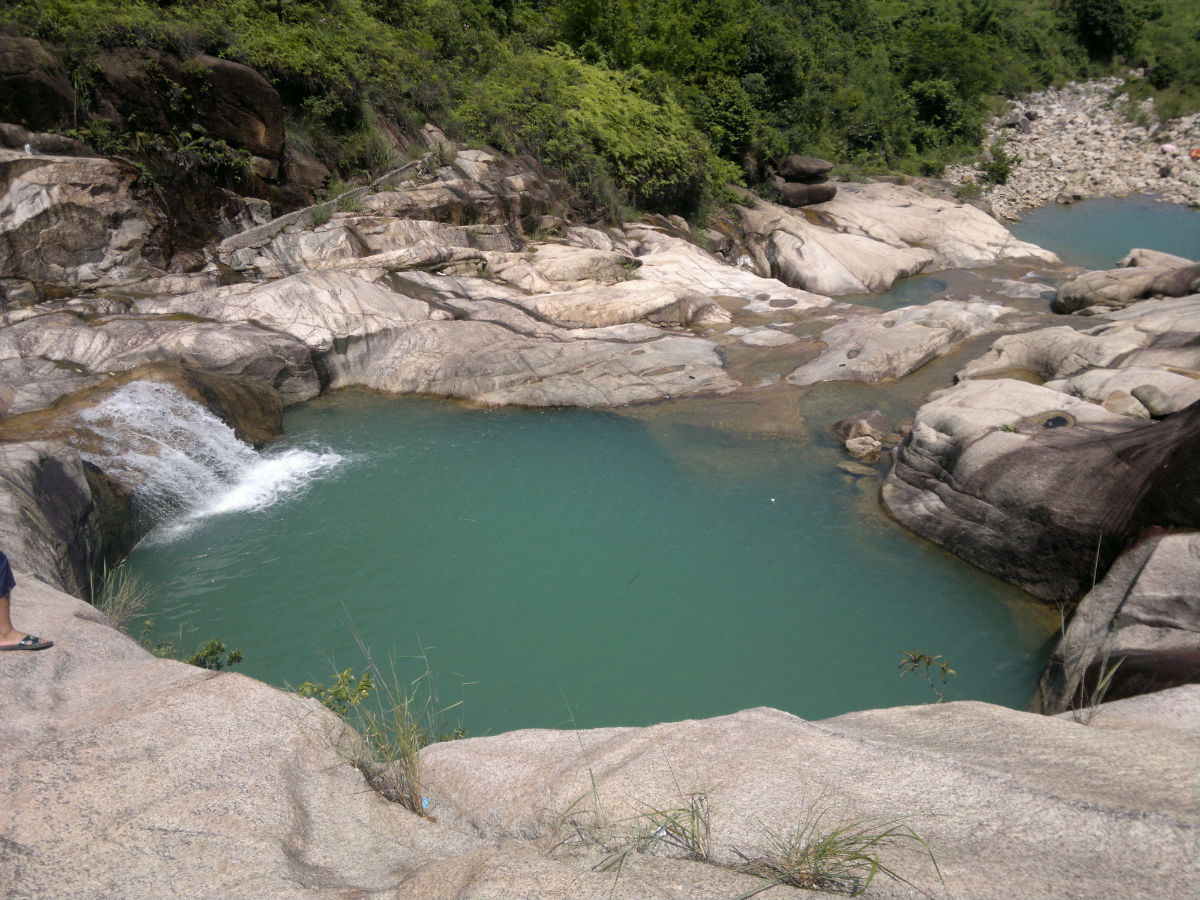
[78,382,343,539]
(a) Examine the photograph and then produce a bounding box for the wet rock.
[833,409,889,442]
[0,308,319,409]
[844,435,883,462]
[837,460,878,477]
[0,443,101,596]
[1039,532,1200,715]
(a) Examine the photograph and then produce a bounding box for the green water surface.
[128,393,1047,735]
[1009,194,1199,269]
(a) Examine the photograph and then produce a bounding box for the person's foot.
[0,634,54,651]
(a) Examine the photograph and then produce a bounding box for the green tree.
[1067,0,1147,60]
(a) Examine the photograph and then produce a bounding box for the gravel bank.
[947,77,1200,220]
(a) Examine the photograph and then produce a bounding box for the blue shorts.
[0,551,15,596]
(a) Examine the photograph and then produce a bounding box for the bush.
[981,141,1014,185]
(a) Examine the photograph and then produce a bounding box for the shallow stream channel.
[124,196,1199,736]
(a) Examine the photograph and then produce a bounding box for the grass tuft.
[732,800,942,898]
[91,562,155,627]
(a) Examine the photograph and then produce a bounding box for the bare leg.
[0,591,27,645]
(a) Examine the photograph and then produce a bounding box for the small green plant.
[899,649,957,703]
[186,638,244,671]
[310,204,333,227]
[297,668,374,717]
[954,180,983,201]
[732,801,941,898]
[555,789,713,890]
[1001,423,1018,433]
[308,631,468,817]
[91,562,155,627]
[1072,637,1124,726]
[134,620,244,671]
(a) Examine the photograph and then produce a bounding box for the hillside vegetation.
[4,0,1196,218]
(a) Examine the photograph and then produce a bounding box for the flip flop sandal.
[0,634,54,651]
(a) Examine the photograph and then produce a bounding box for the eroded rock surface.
[1039,532,1200,715]
[882,376,1200,602]
[787,299,1016,386]
[0,149,169,291]
[740,182,1057,295]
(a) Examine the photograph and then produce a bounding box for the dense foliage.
[3,0,1196,218]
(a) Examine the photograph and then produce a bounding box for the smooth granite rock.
[2,576,1196,900]
[1039,532,1200,715]
[882,377,1200,602]
[787,300,1015,386]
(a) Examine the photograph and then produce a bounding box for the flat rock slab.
[4,577,1196,900]
[787,299,1015,386]
[422,694,1199,900]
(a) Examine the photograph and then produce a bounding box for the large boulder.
[1039,532,1200,715]
[0,36,76,132]
[882,377,1200,602]
[778,180,837,207]
[0,363,286,452]
[739,182,1056,295]
[776,154,833,181]
[0,149,169,290]
[90,48,284,162]
[1054,264,1200,314]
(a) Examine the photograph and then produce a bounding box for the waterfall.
[78,382,343,540]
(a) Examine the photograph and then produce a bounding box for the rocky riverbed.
[2,97,1199,898]
[947,76,1200,218]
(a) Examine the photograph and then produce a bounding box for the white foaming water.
[78,382,343,538]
